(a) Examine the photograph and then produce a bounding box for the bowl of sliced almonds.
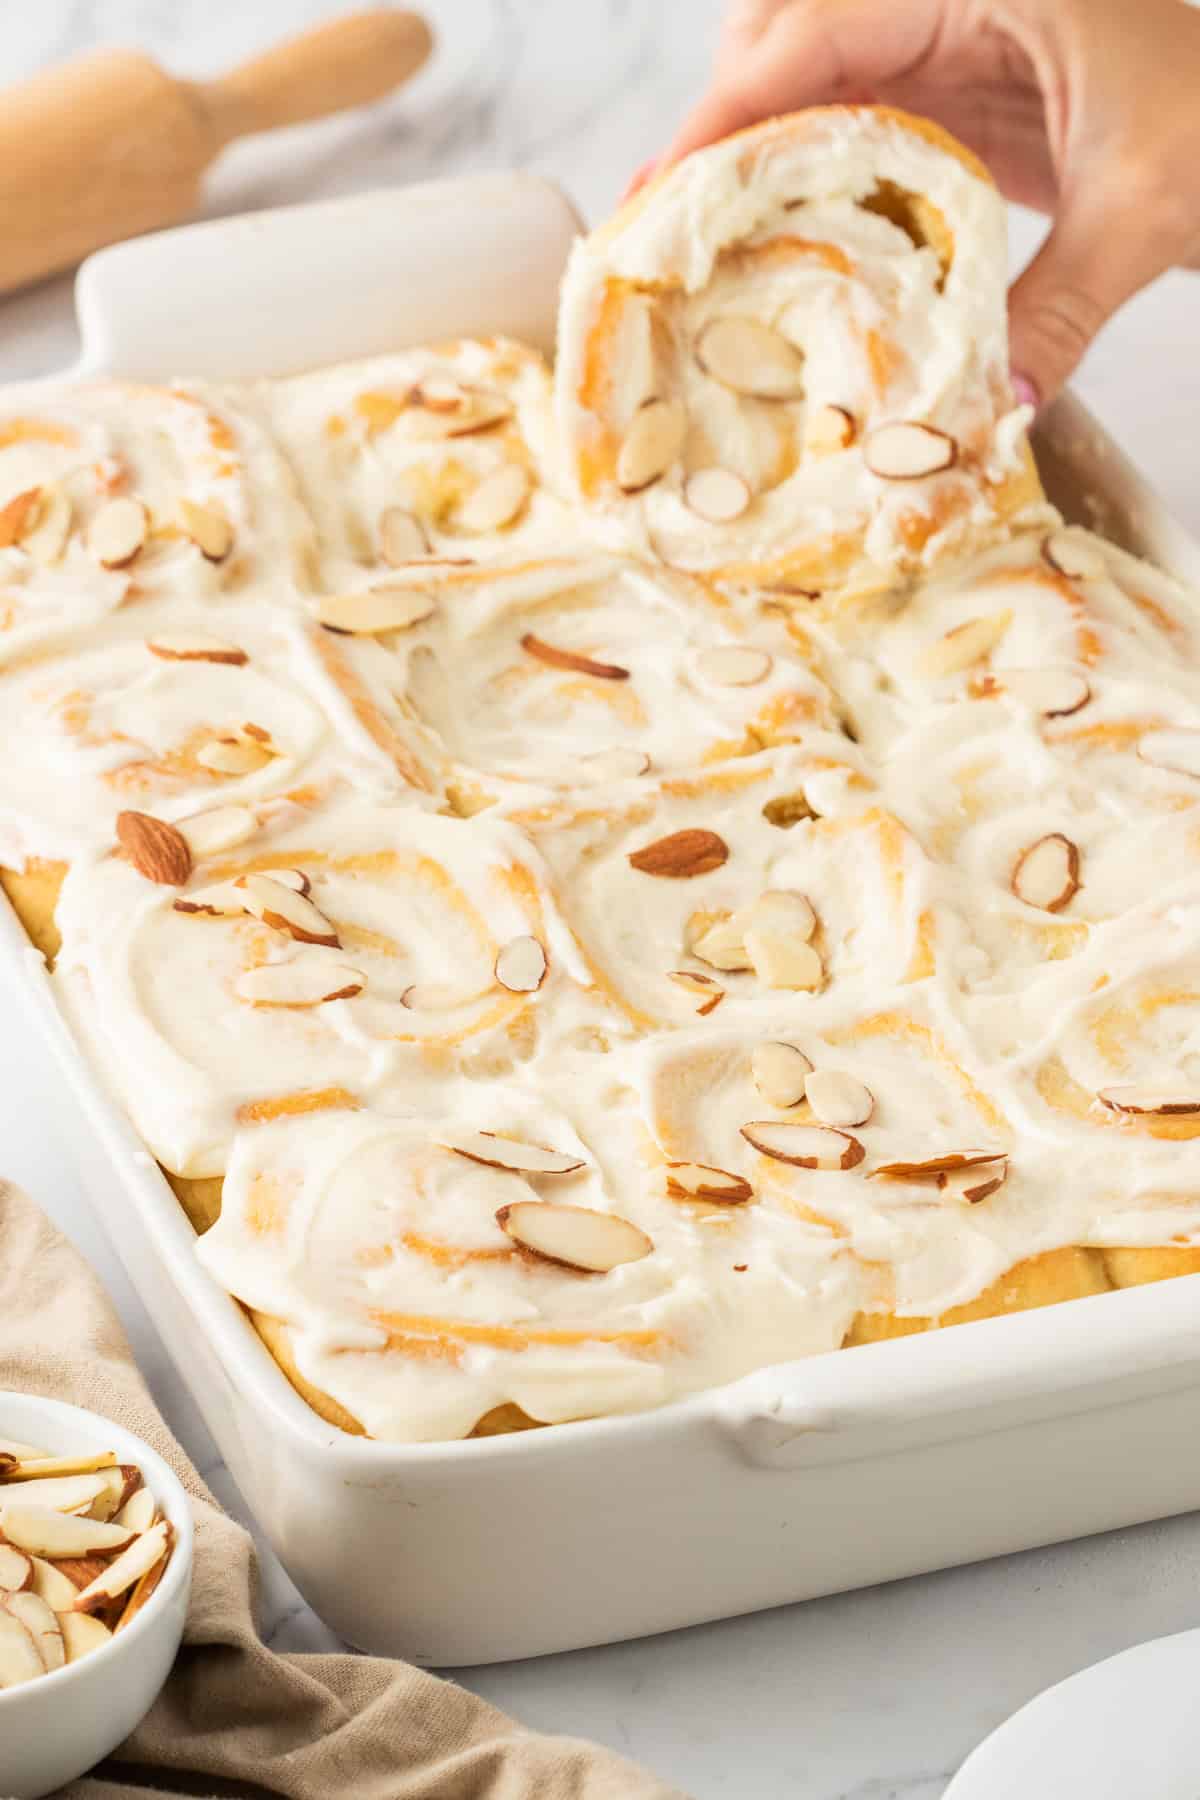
[0,1393,193,1800]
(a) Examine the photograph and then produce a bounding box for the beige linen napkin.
[0,1182,686,1799]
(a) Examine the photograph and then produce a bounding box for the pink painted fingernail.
[1011,371,1040,412]
[621,159,658,202]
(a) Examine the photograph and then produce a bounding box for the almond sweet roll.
[556,106,1046,606]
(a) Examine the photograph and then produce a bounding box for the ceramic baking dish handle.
[71,172,583,380]
[713,1276,1200,1468]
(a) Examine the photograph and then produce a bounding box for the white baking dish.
[5,173,1200,1667]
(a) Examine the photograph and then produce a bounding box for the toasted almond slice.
[28,1558,75,1611]
[496,1201,652,1273]
[457,463,531,534]
[1096,1084,1200,1117]
[577,747,651,783]
[691,914,751,972]
[178,497,233,562]
[0,1506,132,1558]
[987,666,1091,717]
[940,1156,1008,1204]
[683,467,751,523]
[864,422,957,479]
[195,736,274,776]
[61,1610,113,1661]
[1042,529,1106,581]
[742,889,816,941]
[751,1041,812,1108]
[521,632,629,681]
[694,645,772,687]
[916,611,1011,678]
[740,1121,864,1170]
[628,828,728,879]
[664,1162,753,1204]
[1011,832,1080,913]
[0,487,43,550]
[0,1546,31,1592]
[147,631,247,666]
[177,804,258,860]
[0,1605,44,1685]
[744,929,823,991]
[1137,729,1200,779]
[495,936,548,994]
[871,1150,1002,1180]
[442,1130,585,1177]
[7,1589,64,1670]
[443,388,514,438]
[72,1519,169,1614]
[0,1451,117,1482]
[317,586,436,635]
[696,316,804,399]
[172,879,247,918]
[235,960,364,1007]
[616,397,686,492]
[0,1473,109,1515]
[113,1486,156,1535]
[88,495,147,568]
[379,506,430,564]
[116,811,192,886]
[805,404,855,456]
[804,1069,874,1128]
[22,483,72,563]
[236,873,340,947]
[668,970,725,1015]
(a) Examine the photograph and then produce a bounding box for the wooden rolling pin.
[0,10,433,295]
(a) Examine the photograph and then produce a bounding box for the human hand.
[636,0,1200,404]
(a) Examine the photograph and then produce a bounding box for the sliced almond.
[28,1557,75,1611]
[0,1605,43,1686]
[195,736,274,776]
[1011,832,1080,913]
[916,612,1011,678]
[805,404,855,457]
[940,1156,1008,1204]
[113,1486,156,1535]
[0,487,43,550]
[871,1150,1003,1180]
[0,1473,109,1515]
[178,497,233,562]
[628,828,728,879]
[577,747,651,783]
[984,667,1091,718]
[60,1611,113,1662]
[750,1041,812,1108]
[804,1069,874,1128]
[177,804,258,860]
[399,980,491,1012]
[235,960,364,1007]
[0,1545,31,1593]
[1137,730,1200,779]
[73,1519,169,1614]
[87,496,147,568]
[116,811,192,886]
[457,463,531,534]
[1042,530,1106,581]
[691,913,752,972]
[740,1121,864,1170]
[317,586,436,635]
[113,1533,171,1635]
[1096,1084,1200,1117]
[258,867,311,897]
[494,936,548,994]
[0,1506,132,1558]
[744,929,823,991]
[496,1201,651,1273]
[147,631,247,666]
[694,645,772,687]
[0,1451,116,1481]
[236,873,340,947]
[442,1130,585,1177]
[667,970,725,1015]
[441,387,513,438]
[172,878,247,918]
[521,632,629,681]
[695,317,804,399]
[22,483,72,564]
[864,422,957,480]
[743,890,816,941]
[683,467,751,523]
[664,1162,753,1204]
[379,506,430,565]
[6,1590,64,1670]
[49,1555,108,1592]
[616,397,686,493]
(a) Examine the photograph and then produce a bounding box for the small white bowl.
[0,1392,193,1800]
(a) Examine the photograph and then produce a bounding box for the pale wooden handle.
[199,9,433,146]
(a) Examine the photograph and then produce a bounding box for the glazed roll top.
[556,106,1044,602]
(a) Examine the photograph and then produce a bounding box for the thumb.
[1007,209,1159,405]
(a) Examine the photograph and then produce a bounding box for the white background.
[2,5,1199,1796]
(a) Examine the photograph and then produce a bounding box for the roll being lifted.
[556,106,1046,606]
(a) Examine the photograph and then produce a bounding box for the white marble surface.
[2,5,1200,1796]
